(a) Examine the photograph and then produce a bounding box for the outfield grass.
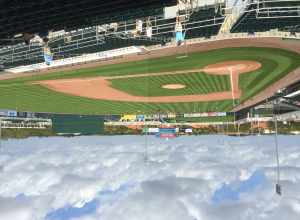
[0,83,234,114]
[0,47,299,114]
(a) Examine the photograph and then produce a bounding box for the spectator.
[146,17,152,39]
[136,19,143,36]
[64,33,72,43]
[23,33,35,45]
[110,22,118,32]
[43,46,53,66]
[175,16,184,46]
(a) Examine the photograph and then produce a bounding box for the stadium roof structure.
[0,0,177,45]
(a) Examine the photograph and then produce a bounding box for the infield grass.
[110,72,231,96]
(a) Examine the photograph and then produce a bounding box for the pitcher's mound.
[162,84,186,89]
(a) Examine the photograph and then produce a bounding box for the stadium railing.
[1,4,225,69]
[231,0,300,33]
[2,2,300,71]
[6,29,300,73]
[6,46,143,73]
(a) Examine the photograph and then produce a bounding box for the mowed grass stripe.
[110,72,230,97]
[0,83,234,114]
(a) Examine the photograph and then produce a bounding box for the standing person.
[146,17,152,39]
[43,45,53,66]
[136,19,143,36]
[175,16,184,46]
[110,22,118,32]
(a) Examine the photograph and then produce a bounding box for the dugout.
[51,114,104,135]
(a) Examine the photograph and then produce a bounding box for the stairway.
[219,12,238,34]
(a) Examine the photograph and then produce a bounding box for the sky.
[0,135,300,220]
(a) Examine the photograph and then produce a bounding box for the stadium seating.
[185,5,225,39]
[11,2,300,70]
[151,17,176,40]
[231,0,300,33]
[0,0,177,44]
[89,7,165,27]
[0,1,229,69]
[0,7,166,68]
[151,4,225,40]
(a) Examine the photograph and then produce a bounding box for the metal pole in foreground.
[273,101,282,196]
[0,118,2,150]
[229,67,237,132]
[0,118,3,173]
[144,119,148,163]
[229,67,235,106]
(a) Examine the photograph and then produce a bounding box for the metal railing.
[1,7,225,66]
[230,0,300,32]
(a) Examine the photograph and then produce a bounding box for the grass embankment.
[1,128,55,139]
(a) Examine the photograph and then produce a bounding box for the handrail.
[1,14,225,65]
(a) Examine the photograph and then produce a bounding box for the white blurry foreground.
[0,135,300,220]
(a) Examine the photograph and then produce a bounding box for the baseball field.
[0,45,299,115]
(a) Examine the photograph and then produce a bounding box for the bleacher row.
[0,0,176,44]
[0,4,226,69]
[6,46,144,73]
[0,4,167,66]
[7,29,300,74]
[231,0,300,33]
[1,0,300,70]
[185,5,224,39]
